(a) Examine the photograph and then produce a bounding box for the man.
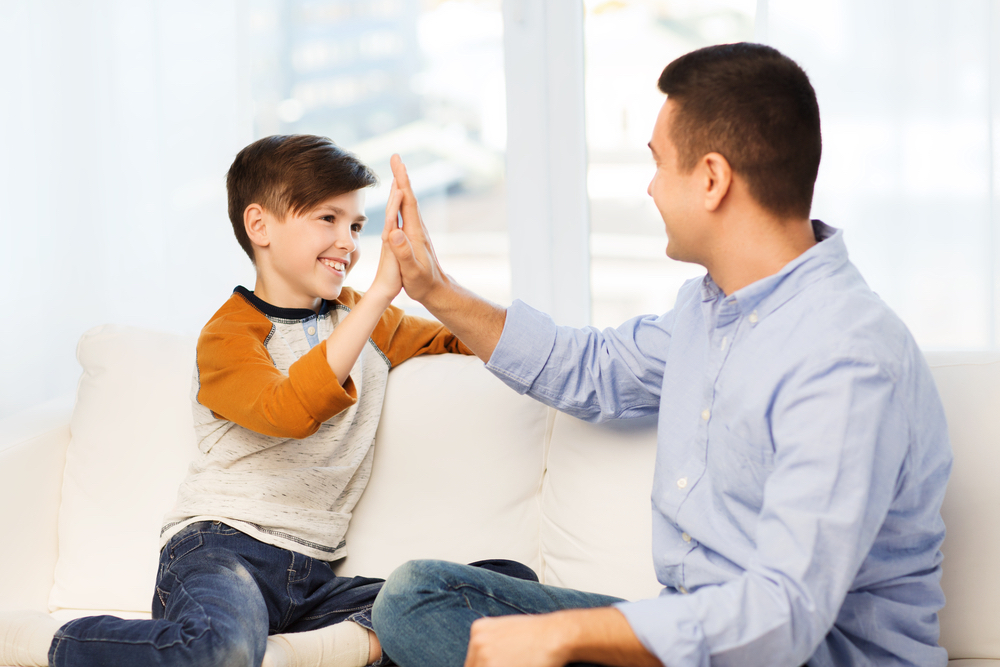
[372,42,952,667]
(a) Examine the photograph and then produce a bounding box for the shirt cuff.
[289,340,358,423]
[484,300,557,394]
[614,596,709,667]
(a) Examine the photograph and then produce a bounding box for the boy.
[0,134,487,667]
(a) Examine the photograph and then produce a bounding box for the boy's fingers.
[389,155,427,239]
[383,184,402,241]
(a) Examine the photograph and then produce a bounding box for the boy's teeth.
[322,259,346,271]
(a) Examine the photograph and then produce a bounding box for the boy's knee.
[196,626,262,667]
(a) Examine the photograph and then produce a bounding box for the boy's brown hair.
[227,135,379,263]
[658,42,822,220]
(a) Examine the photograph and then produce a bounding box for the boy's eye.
[351,223,364,233]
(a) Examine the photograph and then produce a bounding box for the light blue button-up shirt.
[486,222,951,666]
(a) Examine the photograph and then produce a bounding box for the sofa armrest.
[0,396,74,611]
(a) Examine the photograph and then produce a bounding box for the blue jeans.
[49,521,388,667]
[371,560,624,667]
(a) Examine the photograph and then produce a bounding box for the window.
[248,0,510,313]
[584,0,756,328]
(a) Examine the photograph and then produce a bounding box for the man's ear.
[701,152,733,212]
[244,204,270,249]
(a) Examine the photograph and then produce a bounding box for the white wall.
[0,0,255,419]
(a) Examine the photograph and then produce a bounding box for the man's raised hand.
[384,154,447,303]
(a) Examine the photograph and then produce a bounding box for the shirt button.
[748,311,759,324]
[701,409,710,421]
[307,326,316,336]
[721,336,728,350]
[679,586,689,594]
[682,532,692,542]
[677,477,688,489]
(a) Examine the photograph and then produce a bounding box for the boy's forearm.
[325,289,395,384]
[419,275,506,363]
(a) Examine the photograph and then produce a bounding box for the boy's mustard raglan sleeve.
[369,301,474,367]
[197,303,358,439]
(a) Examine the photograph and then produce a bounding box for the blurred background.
[2,0,999,419]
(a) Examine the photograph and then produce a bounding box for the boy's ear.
[244,204,270,249]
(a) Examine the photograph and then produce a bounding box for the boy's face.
[255,189,367,310]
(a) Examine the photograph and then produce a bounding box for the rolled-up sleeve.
[486,299,672,422]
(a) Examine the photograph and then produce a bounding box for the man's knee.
[373,560,464,633]
[375,560,452,612]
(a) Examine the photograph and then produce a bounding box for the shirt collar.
[698,221,848,322]
[233,285,334,321]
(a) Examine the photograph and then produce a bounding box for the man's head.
[647,43,821,262]
[658,43,821,219]
[227,135,379,309]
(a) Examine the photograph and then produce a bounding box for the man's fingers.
[387,228,417,267]
[389,154,412,191]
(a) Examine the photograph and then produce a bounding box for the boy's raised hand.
[369,182,404,302]
[383,154,448,303]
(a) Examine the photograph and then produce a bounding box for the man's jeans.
[372,560,624,667]
[49,521,386,667]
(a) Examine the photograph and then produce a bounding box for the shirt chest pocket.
[707,422,776,513]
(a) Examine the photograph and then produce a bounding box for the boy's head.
[226,135,379,265]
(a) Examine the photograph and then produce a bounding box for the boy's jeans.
[49,521,388,667]
[371,559,624,667]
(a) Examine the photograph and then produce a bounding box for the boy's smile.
[250,189,368,311]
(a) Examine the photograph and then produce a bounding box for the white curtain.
[760,0,997,349]
[0,0,254,419]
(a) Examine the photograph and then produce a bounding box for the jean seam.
[450,583,540,616]
[300,603,372,622]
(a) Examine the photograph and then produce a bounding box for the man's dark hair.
[658,42,821,220]
[226,135,379,263]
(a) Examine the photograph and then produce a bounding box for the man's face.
[261,189,367,310]
[647,99,705,264]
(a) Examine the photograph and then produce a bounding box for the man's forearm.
[553,608,662,667]
[420,275,506,363]
[464,607,662,667]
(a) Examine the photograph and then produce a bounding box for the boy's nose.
[335,231,357,252]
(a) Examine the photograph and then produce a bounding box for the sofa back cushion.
[541,411,662,601]
[50,325,199,614]
[926,351,1000,660]
[335,354,549,579]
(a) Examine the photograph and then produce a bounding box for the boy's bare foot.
[0,610,58,666]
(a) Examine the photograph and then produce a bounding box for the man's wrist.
[415,273,457,314]
[547,611,585,664]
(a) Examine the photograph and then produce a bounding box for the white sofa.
[1,324,998,665]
